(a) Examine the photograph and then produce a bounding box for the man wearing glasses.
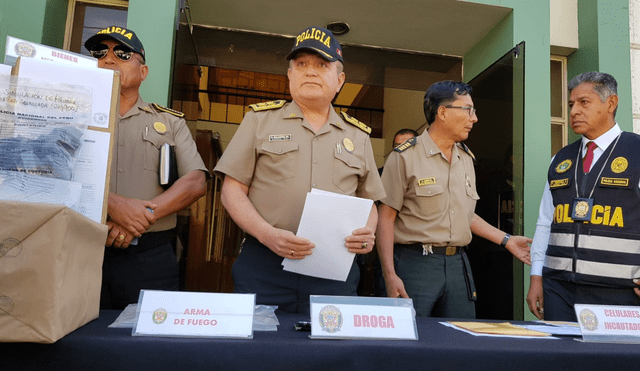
[85,26,208,309]
[377,80,531,318]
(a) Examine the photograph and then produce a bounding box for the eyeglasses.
[444,105,476,117]
[89,43,140,62]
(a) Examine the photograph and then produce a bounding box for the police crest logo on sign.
[579,308,598,331]
[319,305,343,333]
[152,308,168,324]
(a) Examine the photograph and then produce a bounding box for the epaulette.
[340,111,371,134]
[151,103,185,118]
[457,142,476,163]
[249,100,286,111]
[393,137,417,152]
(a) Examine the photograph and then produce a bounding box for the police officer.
[527,72,640,321]
[85,26,209,309]
[214,26,385,314]
[378,81,531,318]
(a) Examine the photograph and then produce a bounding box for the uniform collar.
[121,95,148,119]
[419,130,461,163]
[282,100,345,131]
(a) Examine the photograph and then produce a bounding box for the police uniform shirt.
[214,100,386,233]
[380,131,479,246]
[110,96,208,232]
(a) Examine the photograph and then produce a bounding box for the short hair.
[568,71,617,100]
[394,128,419,139]
[423,81,472,124]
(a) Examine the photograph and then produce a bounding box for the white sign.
[5,36,97,68]
[310,295,418,340]
[133,290,256,339]
[575,304,640,343]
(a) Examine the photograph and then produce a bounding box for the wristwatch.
[500,233,511,247]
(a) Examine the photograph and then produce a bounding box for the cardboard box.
[0,201,107,343]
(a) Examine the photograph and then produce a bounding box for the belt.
[396,243,462,256]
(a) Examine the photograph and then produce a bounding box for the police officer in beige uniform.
[378,81,531,318]
[85,26,208,309]
[214,26,385,314]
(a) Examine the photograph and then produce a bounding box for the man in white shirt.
[527,72,640,321]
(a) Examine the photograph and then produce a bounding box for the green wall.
[464,0,551,321]
[568,0,632,144]
[127,0,180,106]
[0,0,67,64]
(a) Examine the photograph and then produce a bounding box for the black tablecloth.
[4,310,640,371]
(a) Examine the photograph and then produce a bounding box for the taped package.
[0,201,107,343]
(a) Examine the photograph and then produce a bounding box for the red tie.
[583,141,597,173]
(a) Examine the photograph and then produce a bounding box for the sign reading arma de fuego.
[133,290,255,339]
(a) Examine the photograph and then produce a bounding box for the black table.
[4,310,640,371]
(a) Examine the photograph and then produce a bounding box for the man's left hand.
[345,226,375,254]
[505,235,532,265]
[634,279,640,298]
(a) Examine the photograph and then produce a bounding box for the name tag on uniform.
[418,177,436,186]
[269,134,291,141]
[309,295,418,340]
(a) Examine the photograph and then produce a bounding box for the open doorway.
[465,42,525,320]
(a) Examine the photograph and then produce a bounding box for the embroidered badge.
[153,122,167,134]
[151,103,185,118]
[249,100,286,111]
[555,159,573,173]
[550,178,569,188]
[343,138,355,153]
[600,177,629,187]
[418,177,436,186]
[269,134,291,141]
[339,111,371,134]
[318,305,343,333]
[611,157,628,173]
[394,137,417,153]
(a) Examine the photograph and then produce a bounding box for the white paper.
[133,290,255,339]
[5,36,97,68]
[0,170,82,208]
[519,323,581,336]
[0,64,11,75]
[281,189,373,281]
[71,130,111,223]
[16,58,114,128]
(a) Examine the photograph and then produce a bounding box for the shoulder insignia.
[457,142,476,163]
[151,103,185,118]
[393,137,417,153]
[249,100,286,111]
[340,111,371,134]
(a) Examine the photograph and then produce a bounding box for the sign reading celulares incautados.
[310,295,418,340]
[133,290,256,339]
[575,304,640,343]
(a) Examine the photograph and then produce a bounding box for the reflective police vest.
[544,132,640,288]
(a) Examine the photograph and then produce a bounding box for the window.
[550,56,568,156]
[64,0,128,56]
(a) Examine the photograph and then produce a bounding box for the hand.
[263,227,315,260]
[105,221,135,248]
[108,193,157,237]
[634,279,640,298]
[384,273,409,299]
[527,275,544,319]
[505,235,532,265]
[344,226,375,254]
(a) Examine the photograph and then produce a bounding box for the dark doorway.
[465,42,525,320]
